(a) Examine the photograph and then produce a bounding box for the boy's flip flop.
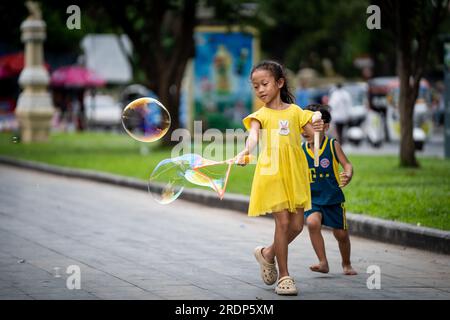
[275,276,298,296]
[254,246,278,285]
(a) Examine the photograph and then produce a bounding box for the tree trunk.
[157,2,196,147]
[104,1,196,147]
[158,74,182,147]
[388,0,449,167]
[397,42,417,167]
[398,78,418,167]
[395,1,418,168]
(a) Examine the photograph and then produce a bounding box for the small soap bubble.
[122,97,171,143]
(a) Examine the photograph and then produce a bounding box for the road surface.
[0,164,449,300]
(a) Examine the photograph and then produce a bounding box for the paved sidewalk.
[0,164,449,300]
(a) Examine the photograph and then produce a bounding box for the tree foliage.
[251,0,371,76]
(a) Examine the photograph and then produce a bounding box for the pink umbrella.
[50,65,106,88]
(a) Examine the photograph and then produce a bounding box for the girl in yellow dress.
[236,61,323,296]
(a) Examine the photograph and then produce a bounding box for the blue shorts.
[305,203,347,230]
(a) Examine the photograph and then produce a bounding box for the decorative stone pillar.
[15,1,55,143]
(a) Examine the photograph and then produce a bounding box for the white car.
[84,94,122,128]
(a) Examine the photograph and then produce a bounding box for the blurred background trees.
[1,0,449,164]
[2,1,448,81]
[375,0,449,167]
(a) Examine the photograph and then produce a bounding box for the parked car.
[84,94,122,129]
[385,79,432,150]
[367,76,432,150]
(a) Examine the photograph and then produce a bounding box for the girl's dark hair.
[250,60,295,104]
[305,104,332,123]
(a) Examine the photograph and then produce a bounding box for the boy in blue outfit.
[302,104,357,275]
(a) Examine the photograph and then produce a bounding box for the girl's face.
[251,69,284,104]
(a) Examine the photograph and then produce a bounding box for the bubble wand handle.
[312,111,322,168]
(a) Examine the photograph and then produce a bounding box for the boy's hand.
[339,171,352,187]
[312,119,324,132]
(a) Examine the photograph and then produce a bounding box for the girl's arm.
[334,140,353,187]
[236,119,260,165]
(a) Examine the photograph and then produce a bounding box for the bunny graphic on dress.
[279,120,290,135]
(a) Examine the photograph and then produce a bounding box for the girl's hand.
[235,150,249,166]
[339,171,352,187]
[312,119,324,132]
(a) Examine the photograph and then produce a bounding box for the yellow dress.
[243,104,314,216]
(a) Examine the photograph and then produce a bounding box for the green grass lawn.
[1,131,449,230]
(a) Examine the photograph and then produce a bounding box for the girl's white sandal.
[254,246,278,285]
[275,276,298,296]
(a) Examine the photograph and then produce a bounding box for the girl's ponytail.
[280,82,295,104]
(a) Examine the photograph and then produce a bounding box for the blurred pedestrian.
[432,81,445,127]
[328,83,352,144]
[295,78,310,109]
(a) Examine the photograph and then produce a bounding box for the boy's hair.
[305,104,332,123]
[250,60,295,104]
